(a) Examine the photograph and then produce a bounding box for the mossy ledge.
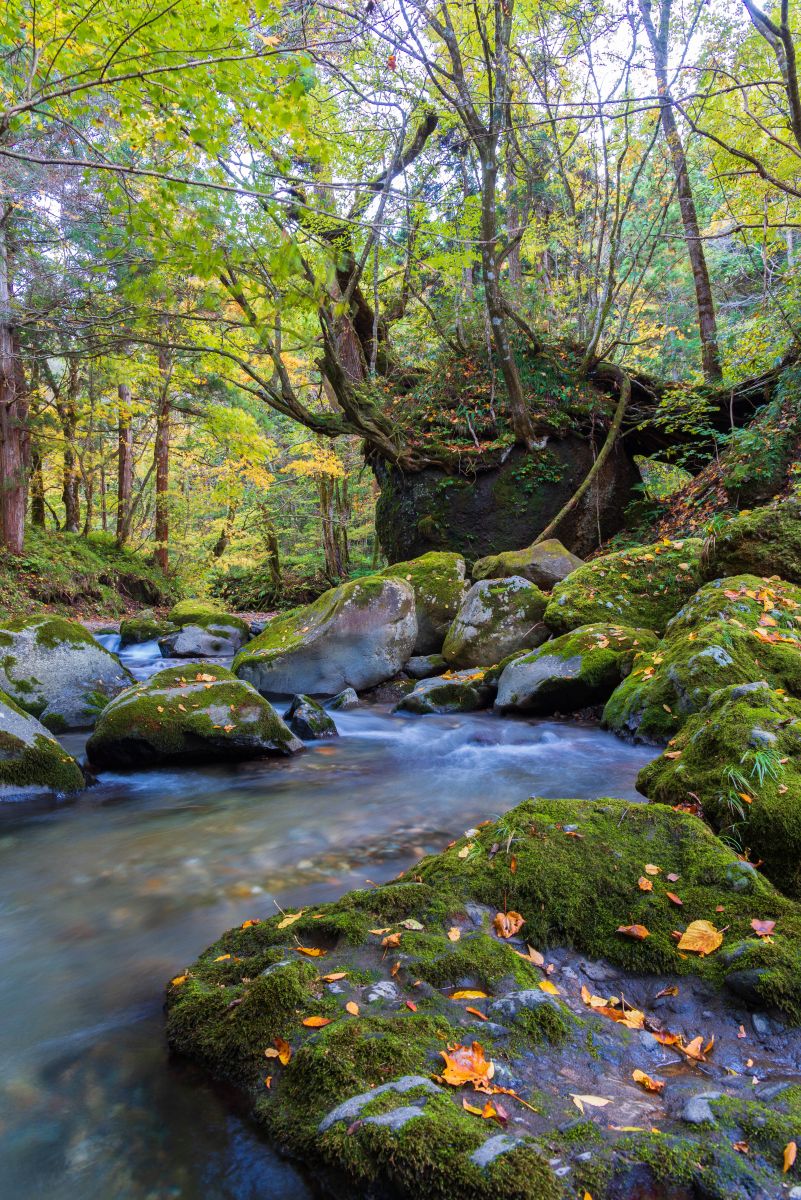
[166,796,801,1199]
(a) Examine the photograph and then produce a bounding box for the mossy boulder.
[86,663,302,768]
[495,624,658,714]
[284,695,338,739]
[159,614,251,658]
[0,689,85,799]
[638,682,801,897]
[0,615,133,730]
[379,552,468,654]
[234,576,417,695]
[166,795,801,1200]
[405,653,449,680]
[442,577,549,668]
[472,539,584,590]
[544,539,703,636]
[395,668,495,714]
[119,616,175,646]
[704,502,801,585]
[603,575,801,742]
[167,599,226,625]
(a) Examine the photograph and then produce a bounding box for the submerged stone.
[442,576,549,668]
[326,688,359,711]
[0,615,133,730]
[379,551,468,654]
[233,576,417,695]
[0,689,85,799]
[284,695,338,739]
[86,663,301,768]
[472,538,584,590]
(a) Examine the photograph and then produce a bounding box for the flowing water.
[0,639,656,1199]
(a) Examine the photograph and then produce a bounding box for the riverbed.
[0,640,656,1199]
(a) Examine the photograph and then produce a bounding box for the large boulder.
[638,683,801,897]
[703,502,801,585]
[379,552,468,654]
[86,663,301,768]
[603,575,801,742]
[0,690,85,799]
[495,624,657,714]
[167,796,801,1200]
[233,576,417,695]
[0,616,133,731]
[544,538,703,635]
[442,577,549,668]
[472,538,584,589]
[395,667,495,714]
[159,615,250,658]
[405,653,448,680]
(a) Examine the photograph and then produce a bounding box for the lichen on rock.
[379,551,468,654]
[442,577,549,668]
[395,667,495,714]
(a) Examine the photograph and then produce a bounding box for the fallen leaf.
[264,1076,272,1089]
[302,1016,332,1027]
[213,954,231,962]
[667,873,680,882]
[682,1035,707,1061]
[400,918,424,931]
[644,864,661,875]
[638,876,653,892]
[452,989,489,999]
[368,927,391,935]
[466,1006,488,1021]
[733,1141,749,1154]
[750,919,776,938]
[447,927,461,942]
[241,919,260,929]
[170,974,187,986]
[514,945,544,966]
[405,1000,417,1012]
[277,911,304,929]
[322,972,347,982]
[655,985,679,998]
[738,1024,746,1038]
[494,911,525,938]
[539,980,559,995]
[617,924,650,940]
[677,920,723,956]
[264,1037,292,1065]
[666,892,683,906]
[439,1042,495,1091]
[391,960,401,977]
[382,932,401,949]
[571,1094,612,1114]
[345,1001,360,1016]
[457,843,473,859]
[296,946,326,957]
[462,1098,484,1116]
[632,1069,666,1094]
[784,1141,797,1173]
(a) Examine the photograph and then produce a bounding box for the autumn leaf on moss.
[277,910,304,929]
[302,1015,332,1027]
[439,1042,495,1091]
[295,946,326,957]
[751,919,776,938]
[784,1141,797,1173]
[264,1037,292,1065]
[451,989,489,999]
[617,924,650,940]
[494,910,525,938]
[677,920,723,955]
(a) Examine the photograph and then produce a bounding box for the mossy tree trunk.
[116,383,133,548]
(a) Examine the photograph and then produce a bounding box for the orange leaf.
[264,1037,292,1065]
[666,892,683,906]
[322,972,347,982]
[638,876,653,892]
[617,924,650,940]
[447,926,461,942]
[264,1075,272,1089]
[302,1016,332,1027]
[296,946,326,957]
[345,1001,360,1016]
[784,1141,797,1173]
[213,954,231,962]
[170,974,187,986]
[405,1000,417,1012]
[494,910,525,938]
[677,920,723,956]
[632,1069,665,1094]
[439,1041,495,1090]
[382,932,402,948]
[465,1006,488,1020]
[241,919,261,929]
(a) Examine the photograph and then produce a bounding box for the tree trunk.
[116,383,133,547]
[30,442,45,527]
[212,501,236,558]
[60,356,80,533]
[153,347,172,573]
[639,0,722,384]
[0,214,28,554]
[319,476,345,579]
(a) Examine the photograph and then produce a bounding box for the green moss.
[705,500,801,585]
[442,578,549,669]
[545,538,703,635]
[167,599,225,625]
[0,691,84,794]
[380,551,467,650]
[120,617,174,645]
[639,682,801,895]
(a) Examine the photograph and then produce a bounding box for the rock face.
[704,502,801,585]
[284,695,338,739]
[86,663,301,768]
[395,668,495,714]
[166,796,801,1200]
[639,682,801,897]
[374,437,638,562]
[544,539,703,636]
[233,576,417,695]
[379,552,468,654]
[0,690,85,799]
[495,624,657,714]
[159,616,250,658]
[603,575,801,742]
[0,616,133,731]
[472,538,584,589]
[442,577,549,668]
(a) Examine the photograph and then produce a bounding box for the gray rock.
[234,577,417,694]
[488,989,559,1023]
[0,615,133,730]
[379,552,469,654]
[751,1013,773,1037]
[362,1106,426,1132]
[470,1133,521,1168]
[366,980,400,1004]
[159,620,249,658]
[326,688,358,711]
[725,968,768,1007]
[442,577,549,668]
[405,654,448,680]
[0,692,85,799]
[725,861,760,893]
[284,695,338,739]
[472,539,584,590]
[681,1092,721,1125]
[395,669,495,715]
[748,727,776,747]
[318,1076,438,1132]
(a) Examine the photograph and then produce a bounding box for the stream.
[0,638,656,1199]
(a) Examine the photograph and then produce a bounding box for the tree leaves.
[493,910,525,938]
[616,924,650,940]
[677,920,723,955]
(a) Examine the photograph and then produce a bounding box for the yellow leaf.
[302,1016,332,1027]
[539,980,559,994]
[170,974,187,986]
[296,946,326,957]
[447,927,461,942]
[644,864,661,875]
[452,989,489,999]
[265,1037,292,1065]
[677,920,723,956]
[457,843,473,859]
[277,910,304,929]
[322,971,347,982]
[784,1141,797,1173]
[213,954,231,962]
[632,1069,665,1093]
[345,1001,360,1015]
[571,1094,612,1113]
[494,910,525,938]
[462,1098,484,1115]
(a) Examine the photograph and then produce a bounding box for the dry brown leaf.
[494,910,525,939]
[638,876,653,892]
[382,932,401,948]
[677,920,723,956]
[632,1069,665,1094]
[322,972,347,982]
[514,945,545,966]
[617,924,650,940]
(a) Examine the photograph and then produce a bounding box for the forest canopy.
[2,0,801,600]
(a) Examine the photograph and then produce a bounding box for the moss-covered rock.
[603,576,801,742]
[167,599,226,625]
[638,682,801,896]
[405,653,449,680]
[442,577,549,668]
[379,552,468,654]
[234,576,417,695]
[119,616,175,645]
[704,501,801,585]
[544,539,703,635]
[166,795,801,1200]
[86,663,302,768]
[495,624,658,714]
[284,694,338,739]
[0,688,85,799]
[472,539,584,590]
[159,614,251,658]
[395,668,495,714]
[0,615,133,730]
